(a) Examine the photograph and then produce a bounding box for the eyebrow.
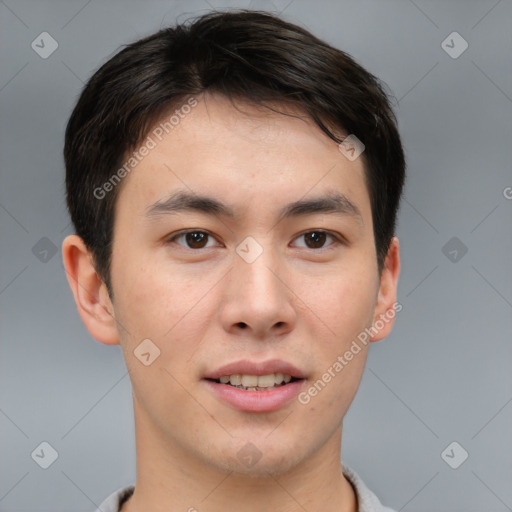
[144,190,363,225]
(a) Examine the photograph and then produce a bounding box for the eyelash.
[165,229,344,251]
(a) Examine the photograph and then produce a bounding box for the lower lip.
[204,379,305,412]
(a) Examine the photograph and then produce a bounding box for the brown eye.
[185,232,209,248]
[303,231,327,249]
[292,230,341,250]
[167,230,217,249]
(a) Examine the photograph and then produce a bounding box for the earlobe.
[62,234,120,345]
[370,236,401,343]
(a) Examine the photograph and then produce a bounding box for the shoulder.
[92,485,135,512]
[342,464,396,512]
[94,470,395,512]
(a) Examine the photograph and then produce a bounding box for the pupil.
[306,231,326,248]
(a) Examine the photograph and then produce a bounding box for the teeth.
[241,375,259,387]
[257,374,276,388]
[229,374,242,386]
[217,373,294,388]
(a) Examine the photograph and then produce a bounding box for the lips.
[203,359,306,412]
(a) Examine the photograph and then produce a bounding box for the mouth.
[205,373,303,391]
[203,360,306,412]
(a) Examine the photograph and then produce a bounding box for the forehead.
[114,93,371,226]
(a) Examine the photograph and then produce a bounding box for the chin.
[207,442,306,478]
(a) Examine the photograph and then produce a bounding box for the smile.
[213,373,296,391]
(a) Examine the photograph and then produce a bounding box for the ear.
[62,234,120,345]
[370,236,401,343]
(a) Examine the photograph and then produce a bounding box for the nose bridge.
[234,235,280,301]
[221,234,296,335]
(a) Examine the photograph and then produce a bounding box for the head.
[63,10,404,477]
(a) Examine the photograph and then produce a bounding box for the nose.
[219,244,297,340]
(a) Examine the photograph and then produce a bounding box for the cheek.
[294,261,376,409]
[112,261,210,421]
[111,256,218,370]
[300,267,377,346]
[112,253,188,331]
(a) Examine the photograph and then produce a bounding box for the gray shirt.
[94,465,396,512]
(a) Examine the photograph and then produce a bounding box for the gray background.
[1,0,511,510]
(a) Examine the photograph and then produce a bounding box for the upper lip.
[204,359,306,380]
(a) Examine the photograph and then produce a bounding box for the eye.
[166,230,220,249]
[292,230,341,250]
[165,229,342,251]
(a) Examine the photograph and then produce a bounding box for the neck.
[122,402,357,512]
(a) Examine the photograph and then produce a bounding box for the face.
[67,92,399,478]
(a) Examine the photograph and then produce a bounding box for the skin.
[62,92,400,512]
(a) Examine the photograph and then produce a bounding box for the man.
[62,9,405,512]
